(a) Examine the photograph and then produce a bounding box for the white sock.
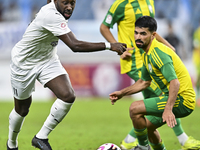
[36,99,73,139]
[8,109,25,148]
[177,132,188,146]
[124,134,137,143]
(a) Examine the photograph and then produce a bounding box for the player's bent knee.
[129,102,141,118]
[66,93,76,103]
[58,90,76,103]
[129,103,137,118]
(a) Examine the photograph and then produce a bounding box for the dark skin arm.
[58,31,126,55]
[100,23,132,59]
[47,0,51,3]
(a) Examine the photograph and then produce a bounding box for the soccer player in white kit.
[7,0,126,150]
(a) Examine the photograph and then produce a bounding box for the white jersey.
[11,2,71,69]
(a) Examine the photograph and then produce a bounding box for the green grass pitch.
[0,97,200,150]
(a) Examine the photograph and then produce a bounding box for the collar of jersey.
[147,38,157,55]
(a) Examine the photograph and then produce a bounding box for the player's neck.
[144,39,154,54]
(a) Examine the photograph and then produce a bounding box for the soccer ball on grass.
[97,143,121,150]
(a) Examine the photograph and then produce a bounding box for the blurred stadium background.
[0,0,199,101]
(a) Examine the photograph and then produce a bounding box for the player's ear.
[152,31,156,38]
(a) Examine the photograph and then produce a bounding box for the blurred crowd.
[0,0,199,29]
[0,0,199,60]
[0,0,200,100]
[0,0,200,60]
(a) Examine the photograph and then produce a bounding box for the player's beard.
[135,39,145,48]
[63,11,72,20]
[135,38,150,50]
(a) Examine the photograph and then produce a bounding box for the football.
[97,143,121,150]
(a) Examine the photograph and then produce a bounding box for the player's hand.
[162,109,177,128]
[120,47,133,60]
[109,91,123,105]
[110,43,127,55]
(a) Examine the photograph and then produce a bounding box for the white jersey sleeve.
[11,2,71,69]
[41,7,71,36]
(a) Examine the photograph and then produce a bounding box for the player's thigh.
[45,74,75,97]
[145,95,193,127]
[144,96,167,128]
[172,95,193,118]
[11,63,36,100]
[143,96,168,117]
[146,94,193,118]
[37,59,75,98]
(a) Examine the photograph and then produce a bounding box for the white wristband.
[105,42,111,50]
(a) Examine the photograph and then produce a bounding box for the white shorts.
[10,58,68,100]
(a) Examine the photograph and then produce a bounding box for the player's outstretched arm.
[58,32,126,55]
[100,23,132,60]
[109,79,151,105]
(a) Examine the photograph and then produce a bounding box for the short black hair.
[135,16,157,32]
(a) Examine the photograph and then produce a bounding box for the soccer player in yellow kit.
[100,0,200,149]
[110,15,197,150]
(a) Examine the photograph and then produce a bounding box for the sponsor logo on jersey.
[61,23,66,28]
[105,14,112,24]
[148,63,152,73]
[148,5,153,13]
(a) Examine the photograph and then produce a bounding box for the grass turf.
[0,97,200,150]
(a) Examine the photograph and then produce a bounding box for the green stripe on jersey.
[146,0,155,18]
[110,0,126,14]
[131,1,142,20]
